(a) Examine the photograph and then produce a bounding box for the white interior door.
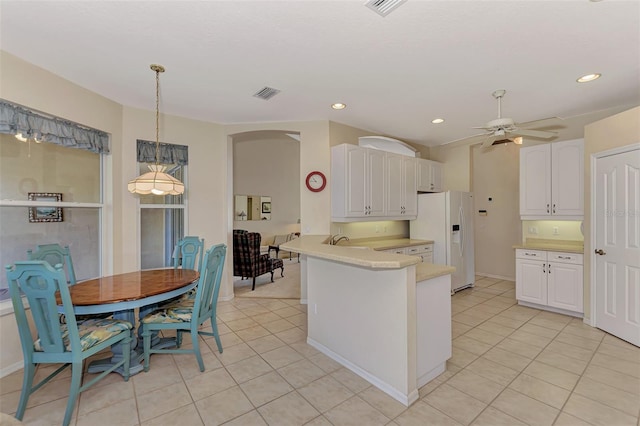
[594,147,640,346]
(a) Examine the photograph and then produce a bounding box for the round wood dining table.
[57,268,199,375]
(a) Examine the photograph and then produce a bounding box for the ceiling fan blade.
[442,132,493,145]
[513,129,557,139]
[481,134,501,148]
[517,116,563,129]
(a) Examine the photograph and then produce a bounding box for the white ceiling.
[1,0,638,147]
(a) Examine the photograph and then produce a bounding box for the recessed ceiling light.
[577,73,601,83]
[331,103,347,110]
[431,118,445,124]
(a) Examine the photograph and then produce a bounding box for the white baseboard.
[219,294,234,302]
[417,362,445,388]
[476,272,515,282]
[0,361,23,379]
[518,301,583,318]
[307,337,419,407]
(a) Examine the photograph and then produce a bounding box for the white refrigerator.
[410,191,475,293]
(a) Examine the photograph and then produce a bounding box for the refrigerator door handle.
[459,206,464,257]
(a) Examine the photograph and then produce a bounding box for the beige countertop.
[513,238,584,254]
[281,236,453,281]
[416,263,456,281]
[342,237,434,251]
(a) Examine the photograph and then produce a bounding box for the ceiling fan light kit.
[454,89,562,149]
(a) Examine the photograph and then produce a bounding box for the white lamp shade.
[128,164,185,195]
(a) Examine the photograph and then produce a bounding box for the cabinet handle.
[553,204,556,214]
[524,253,536,256]
[558,256,571,260]
[548,264,551,274]
[543,264,546,273]
[547,204,550,214]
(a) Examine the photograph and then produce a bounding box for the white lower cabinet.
[515,249,583,315]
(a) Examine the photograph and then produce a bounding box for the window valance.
[0,100,110,154]
[136,139,189,166]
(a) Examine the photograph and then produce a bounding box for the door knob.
[595,249,606,255]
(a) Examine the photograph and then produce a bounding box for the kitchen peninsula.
[280,235,454,406]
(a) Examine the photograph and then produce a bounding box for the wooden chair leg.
[252,277,256,291]
[63,362,83,426]
[211,319,223,353]
[16,362,35,420]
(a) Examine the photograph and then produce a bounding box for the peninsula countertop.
[281,235,454,281]
[512,238,584,254]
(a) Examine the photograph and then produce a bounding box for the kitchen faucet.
[330,234,350,245]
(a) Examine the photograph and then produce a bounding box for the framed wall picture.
[28,192,63,223]
[262,201,271,213]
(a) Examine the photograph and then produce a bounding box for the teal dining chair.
[27,243,110,323]
[27,244,77,284]
[173,236,204,270]
[5,261,133,426]
[141,243,226,372]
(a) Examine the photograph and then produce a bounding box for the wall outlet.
[553,227,560,235]
[528,226,538,235]
[375,225,380,233]
[338,227,342,234]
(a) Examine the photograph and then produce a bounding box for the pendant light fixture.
[128,64,185,196]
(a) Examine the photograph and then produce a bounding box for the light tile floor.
[1,276,639,425]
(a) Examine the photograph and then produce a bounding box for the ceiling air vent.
[253,86,281,100]
[365,0,407,17]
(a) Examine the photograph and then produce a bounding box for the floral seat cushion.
[34,318,132,352]
[142,298,195,324]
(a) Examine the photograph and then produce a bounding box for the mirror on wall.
[235,195,271,221]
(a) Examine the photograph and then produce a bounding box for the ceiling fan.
[456,90,562,148]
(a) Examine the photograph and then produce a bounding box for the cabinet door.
[345,146,368,216]
[416,159,432,192]
[552,139,584,216]
[516,259,547,305]
[431,161,443,192]
[520,144,551,217]
[385,153,404,216]
[367,149,386,216]
[547,262,583,313]
[403,157,417,216]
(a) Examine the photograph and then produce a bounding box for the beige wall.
[330,220,409,240]
[472,143,521,280]
[430,143,472,192]
[583,106,640,321]
[233,135,301,243]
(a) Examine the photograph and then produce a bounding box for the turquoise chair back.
[7,261,80,354]
[27,243,77,285]
[193,244,226,324]
[173,236,204,271]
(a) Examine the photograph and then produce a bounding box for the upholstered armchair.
[233,230,283,290]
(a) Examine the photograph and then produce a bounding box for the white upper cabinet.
[417,158,443,192]
[332,144,385,219]
[385,153,417,217]
[331,144,417,221]
[520,139,584,219]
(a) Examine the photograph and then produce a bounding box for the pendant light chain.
[152,64,164,166]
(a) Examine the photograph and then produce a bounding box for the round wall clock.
[305,171,326,192]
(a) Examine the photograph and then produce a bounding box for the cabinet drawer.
[407,244,432,255]
[515,249,546,260]
[385,248,407,255]
[548,252,583,265]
